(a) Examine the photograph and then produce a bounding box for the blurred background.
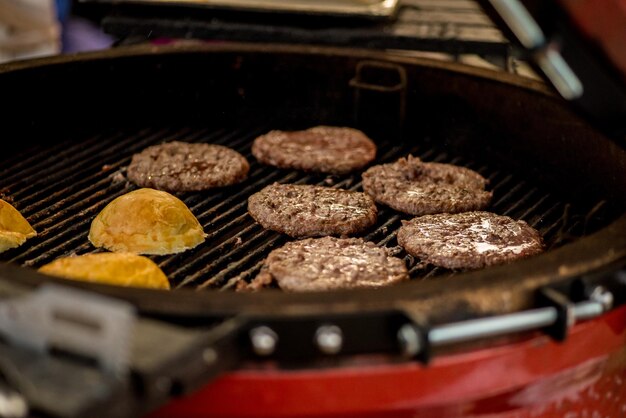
[2,0,621,138]
[0,0,112,63]
[0,0,540,78]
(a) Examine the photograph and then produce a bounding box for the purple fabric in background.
[62,17,113,53]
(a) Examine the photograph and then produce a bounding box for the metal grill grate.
[0,122,605,290]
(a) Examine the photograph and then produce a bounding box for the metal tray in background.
[80,0,400,19]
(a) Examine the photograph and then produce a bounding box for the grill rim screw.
[315,325,343,355]
[397,323,422,358]
[590,286,613,312]
[249,326,278,357]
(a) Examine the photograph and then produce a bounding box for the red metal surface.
[559,0,626,78]
[150,306,626,418]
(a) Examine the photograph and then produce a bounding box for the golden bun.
[39,252,170,289]
[89,188,206,255]
[0,199,36,253]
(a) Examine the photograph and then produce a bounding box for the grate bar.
[220,260,266,291]
[11,131,136,202]
[423,266,445,279]
[1,132,129,193]
[173,224,267,288]
[491,181,527,209]
[0,134,107,189]
[184,229,278,289]
[197,233,286,290]
[0,143,49,176]
[517,193,552,222]
[489,173,514,194]
[502,187,540,217]
[529,199,576,245]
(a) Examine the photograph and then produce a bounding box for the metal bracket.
[537,271,619,341]
[350,60,408,94]
[243,310,411,362]
[397,319,431,364]
[0,284,136,377]
[239,268,625,366]
[537,286,574,341]
[414,272,623,355]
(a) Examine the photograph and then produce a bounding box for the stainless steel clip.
[0,284,136,376]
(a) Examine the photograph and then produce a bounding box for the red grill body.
[151,306,626,418]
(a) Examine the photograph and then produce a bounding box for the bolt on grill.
[0,120,608,290]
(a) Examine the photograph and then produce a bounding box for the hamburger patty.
[248,237,409,291]
[397,211,545,269]
[362,155,492,215]
[127,141,249,192]
[247,183,377,237]
[252,126,377,174]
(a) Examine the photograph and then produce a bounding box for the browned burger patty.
[397,211,545,270]
[362,155,492,215]
[127,141,249,192]
[247,183,377,238]
[252,126,377,174]
[250,237,409,291]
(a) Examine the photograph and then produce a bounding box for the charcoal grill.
[1,40,626,417]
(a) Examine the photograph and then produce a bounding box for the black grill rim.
[2,43,626,325]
